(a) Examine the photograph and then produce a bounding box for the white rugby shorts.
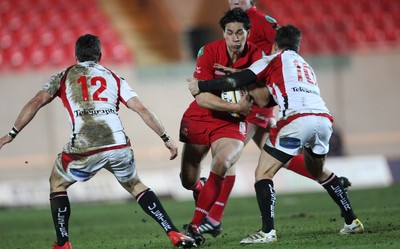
[55,146,136,183]
[266,114,333,156]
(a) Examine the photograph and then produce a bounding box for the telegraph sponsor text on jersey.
[291,86,319,95]
[74,108,116,117]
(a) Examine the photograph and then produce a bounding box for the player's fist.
[187,78,200,96]
[0,134,13,150]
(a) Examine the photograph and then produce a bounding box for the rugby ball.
[221,87,248,117]
[221,87,248,103]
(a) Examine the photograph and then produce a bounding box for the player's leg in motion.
[200,172,235,237]
[187,138,244,245]
[250,123,352,191]
[286,154,352,193]
[180,143,210,203]
[198,123,260,238]
[120,176,195,248]
[240,149,283,244]
[303,147,364,234]
[49,166,74,249]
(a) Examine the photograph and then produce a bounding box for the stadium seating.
[258,0,400,55]
[1,0,399,72]
[0,0,133,72]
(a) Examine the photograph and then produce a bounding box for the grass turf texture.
[0,185,399,249]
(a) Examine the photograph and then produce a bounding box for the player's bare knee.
[211,162,230,177]
[255,169,275,181]
[121,176,148,196]
[179,171,199,190]
[49,175,69,192]
[181,178,197,190]
[255,161,281,181]
[212,155,235,174]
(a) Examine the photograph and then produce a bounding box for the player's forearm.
[198,69,257,92]
[196,93,240,112]
[13,91,51,132]
[137,108,169,138]
[127,97,168,138]
[14,102,41,131]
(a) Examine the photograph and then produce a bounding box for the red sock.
[208,175,235,222]
[287,154,316,180]
[191,178,204,194]
[190,172,224,226]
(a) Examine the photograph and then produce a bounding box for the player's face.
[224,22,249,55]
[228,0,252,11]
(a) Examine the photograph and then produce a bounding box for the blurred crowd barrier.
[0,51,399,207]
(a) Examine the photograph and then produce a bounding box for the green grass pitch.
[1,184,399,249]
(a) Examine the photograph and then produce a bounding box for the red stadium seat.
[0,0,133,71]
[26,44,47,69]
[257,0,400,55]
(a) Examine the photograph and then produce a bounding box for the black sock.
[50,191,70,246]
[254,179,275,233]
[136,189,177,233]
[320,173,357,224]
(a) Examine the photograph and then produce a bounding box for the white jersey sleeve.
[248,54,277,75]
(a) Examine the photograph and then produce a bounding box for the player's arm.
[213,63,240,74]
[188,55,276,96]
[126,96,178,160]
[0,90,52,150]
[246,85,273,108]
[187,69,256,97]
[195,92,253,116]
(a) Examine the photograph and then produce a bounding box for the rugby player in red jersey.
[179,8,260,245]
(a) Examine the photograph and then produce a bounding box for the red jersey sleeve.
[247,6,278,55]
[193,44,216,80]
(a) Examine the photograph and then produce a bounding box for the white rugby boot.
[240,229,277,244]
[340,218,365,235]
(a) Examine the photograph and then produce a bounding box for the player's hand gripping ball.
[221,87,248,117]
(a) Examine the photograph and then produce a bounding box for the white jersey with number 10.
[249,51,331,119]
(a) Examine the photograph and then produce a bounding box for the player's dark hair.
[275,24,302,53]
[219,8,251,31]
[75,34,102,62]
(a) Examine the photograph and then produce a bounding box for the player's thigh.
[305,117,333,155]
[303,147,329,181]
[252,125,269,149]
[244,122,258,145]
[49,163,74,192]
[210,137,244,175]
[105,148,136,183]
[267,117,311,156]
[181,143,209,171]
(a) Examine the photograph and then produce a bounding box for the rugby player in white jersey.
[0,34,195,249]
[188,25,364,244]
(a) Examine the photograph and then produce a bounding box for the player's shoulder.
[246,41,265,57]
[93,63,126,80]
[49,65,74,81]
[197,40,225,58]
[247,41,262,51]
[205,40,226,50]
[248,6,278,24]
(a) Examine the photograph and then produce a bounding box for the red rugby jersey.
[185,40,263,121]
